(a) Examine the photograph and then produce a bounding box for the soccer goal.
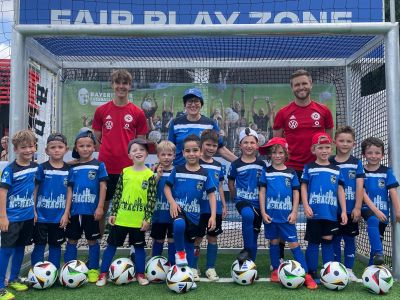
[4,0,400,278]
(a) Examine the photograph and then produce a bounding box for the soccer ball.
[145,256,171,283]
[28,261,58,289]
[225,111,239,123]
[59,260,88,288]
[320,261,349,290]
[362,265,393,294]
[109,257,135,285]
[148,130,162,143]
[231,259,257,285]
[142,100,153,111]
[166,265,194,293]
[278,260,305,289]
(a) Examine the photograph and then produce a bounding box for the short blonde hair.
[11,130,37,148]
[156,140,176,154]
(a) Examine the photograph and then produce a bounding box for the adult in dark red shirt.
[273,69,334,175]
[92,69,148,235]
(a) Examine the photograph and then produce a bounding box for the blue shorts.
[264,222,298,243]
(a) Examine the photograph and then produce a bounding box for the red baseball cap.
[311,132,332,145]
[259,137,288,155]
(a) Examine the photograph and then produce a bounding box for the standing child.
[164,134,216,289]
[0,130,37,299]
[151,141,176,264]
[330,126,364,280]
[259,137,317,289]
[361,137,400,265]
[63,130,108,283]
[96,138,156,286]
[228,128,265,262]
[192,129,228,282]
[301,132,347,282]
[31,133,70,269]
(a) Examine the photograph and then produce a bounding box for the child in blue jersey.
[151,141,176,264]
[301,132,347,282]
[361,137,400,266]
[63,130,108,283]
[330,126,364,280]
[164,134,216,290]
[259,137,317,289]
[192,129,227,282]
[0,130,37,299]
[31,133,69,270]
[228,128,266,263]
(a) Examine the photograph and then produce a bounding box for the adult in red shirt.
[273,69,334,174]
[92,69,148,234]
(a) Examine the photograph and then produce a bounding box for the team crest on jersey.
[63,177,68,187]
[348,170,356,179]
[142,180,148,190]
[378,179,385,188]
[197,181,204,191]
[88,170,96,180]
[1,170,9,182]
[214,172,219,180]
[124,114,133,122]
[105,120,113,129]
[285,178,291,187]
[311,112,321,120]
[288,120,298,129]
[331,175,336,184]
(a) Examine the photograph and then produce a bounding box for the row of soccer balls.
[28,257,393,295]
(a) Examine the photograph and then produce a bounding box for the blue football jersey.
[329,155,365,213]
[259,166,300,223]
[166,165,216,225]
[228,158,266,209]
[0,161,37,222]
[200,159,224,215]
[36,161,69,223]
[68,159,108,216]
[301,162,344,221]
[168,115,223,166]
[152,168,173,224]
[362,165,399,221]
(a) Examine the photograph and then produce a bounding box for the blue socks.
[333,235,342,262]
[241,207,255,260]
[100,245,117,273]
[291,246,308,273]
[88,241,100,270]
[343,235,356,269]
[367,216,383,258]
[31,244,46,266]
[321,239,334,264]
[9,246,25,282]
[168,242,176,265]
[305,243,319,272]
[152,241,164,257]
[135,247,146,274]
[0,248,13,289]
[206,243,218,270]
[185,242,195,268]
[64,242,78,263]
[173,219,186,252]
[270,244,280,270]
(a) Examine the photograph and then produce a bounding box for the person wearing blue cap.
[168,88,237,166]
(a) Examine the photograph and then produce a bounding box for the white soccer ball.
[278,260,306,289]
[225,111,239,123]
[166,265,194,293]
[145,256,171,283]
[28,261,58,289]
[362,265,393,295]
[320,261,349,290]
[109,257,136,285]
[148,130,162,143]
[231,259,258,285]
[142,100,153,111]
[59,260,88,288]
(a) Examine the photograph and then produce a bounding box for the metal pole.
[9,29,28,161]
[385,24,400,279]
[390,0,396,23]
[344,66,353,125]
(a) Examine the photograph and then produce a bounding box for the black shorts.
[174,211,200,243]
[0,219,34,248]
[65,215,100,241]
[305,219,339,244]
[197,214,223,237]
[106,174,120,202]
[107,225,145,248]
[33,222,66,246]
[235,201,262,233]
[337,213,359,237]
[150,222,173,240]
[362,209,388,240]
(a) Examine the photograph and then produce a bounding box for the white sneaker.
[190,281,197,290]
[96,272,107,287]
[347,269,358,282]
[205,268,220,281]
[175,251,188,266]
[192,268,200,282]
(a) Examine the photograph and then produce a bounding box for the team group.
[0,69,399,299]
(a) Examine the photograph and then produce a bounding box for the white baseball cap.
[239,127,259,143]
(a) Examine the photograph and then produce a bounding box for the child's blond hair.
[11,130,37,148]
[156,140,176,154]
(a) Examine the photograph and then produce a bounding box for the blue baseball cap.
[72,128,96,159]
[183,88,204,106]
